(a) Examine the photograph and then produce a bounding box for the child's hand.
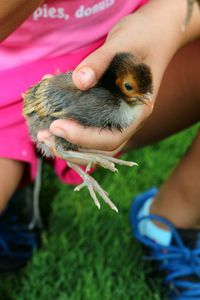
[39,0,200,160]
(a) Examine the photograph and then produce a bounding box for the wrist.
[128,0,200,96]
[137,0,200,56]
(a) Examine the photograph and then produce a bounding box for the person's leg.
[0,157,42,273]
[151,132,200,229]
[0,158,24,212]
[129,39,200,148]
[130,39,200,299]
[128,39,200,230]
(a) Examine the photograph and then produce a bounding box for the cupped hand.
[38,0,184,162]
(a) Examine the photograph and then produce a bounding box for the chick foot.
[54,149,137,212]
[68,162,118,212]
[57,150,138,172]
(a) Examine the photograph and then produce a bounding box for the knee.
[0,159,24,213]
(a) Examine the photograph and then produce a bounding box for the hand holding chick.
[23,53,153,212]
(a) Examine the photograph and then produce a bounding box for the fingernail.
[51,127,65,138]
[75,67,96,88]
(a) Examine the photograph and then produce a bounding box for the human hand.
[38,0,193,161]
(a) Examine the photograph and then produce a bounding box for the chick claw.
[68,162,118,212]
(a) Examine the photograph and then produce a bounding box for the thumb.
[72,44,113,90]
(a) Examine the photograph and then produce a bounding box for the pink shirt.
[0,0,147,71]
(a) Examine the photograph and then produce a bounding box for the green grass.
[0,125,198,300]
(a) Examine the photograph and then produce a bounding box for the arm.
[72,0,200,94]
[0,0,45,41]
[40,0,200,156]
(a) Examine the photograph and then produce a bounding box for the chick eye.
[124,82,133,91]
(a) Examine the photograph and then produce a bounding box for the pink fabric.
[0,0,149,185]
[0,0,148,72]
[0,38,105,107]
[0,39,105,185]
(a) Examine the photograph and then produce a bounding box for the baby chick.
[23,53,153,212]
[182,0,200,31]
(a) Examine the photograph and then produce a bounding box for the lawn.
[0,125,198,300]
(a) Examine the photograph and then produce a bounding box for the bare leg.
[128,39,200,149]
[151,132,200,229]
[0,158,24,212]
[128,39,200,229]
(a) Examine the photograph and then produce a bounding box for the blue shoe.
[0,161,42,273]
[130,188,200,300]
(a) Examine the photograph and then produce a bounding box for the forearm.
[0,0,45,41]
[120,0,200,98]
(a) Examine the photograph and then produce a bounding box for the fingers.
[37,95,152,154]
[38,123,127,157]
[49,119,128,151]
[48,101,152,150]
[41,47,113,92]
[37,128,123,166]
[72,44,113,90]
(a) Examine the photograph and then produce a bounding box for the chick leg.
[52,146,137,212]
[67,162,118,212]
[56,150,137,172]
